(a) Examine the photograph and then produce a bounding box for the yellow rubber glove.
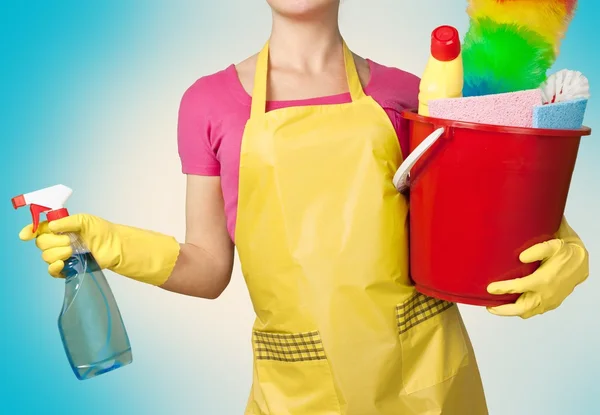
[486,216,589,319]
[19,214,180,285]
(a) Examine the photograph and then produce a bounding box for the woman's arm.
[20,175,234,300]
[160,175,234,299]
[21,80,234,298]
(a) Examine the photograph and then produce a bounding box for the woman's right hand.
[19,214,118,278]
[19,214,181,286]
[19,176,234,299]
[20,220,75,278]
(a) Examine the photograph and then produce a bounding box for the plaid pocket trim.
[252,330,327,362]
[396,293,455,335]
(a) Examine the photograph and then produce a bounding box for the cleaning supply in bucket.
[12,185,132,380]
[462,0,578,97]
[533,98,588,129]
[540,69,590,104]
[428,89,542,127]
[466,0,578,52]
[428,68,590,127]
[417,25,463,116]
[396,1,590,306]
[533,69,590,129]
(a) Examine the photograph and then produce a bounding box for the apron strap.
[250,40,366,118]
[250,42,270,119]
[342,41,366,102]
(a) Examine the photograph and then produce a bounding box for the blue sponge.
[532,98,588,129]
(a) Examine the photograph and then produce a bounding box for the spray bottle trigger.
[30,204,51,233]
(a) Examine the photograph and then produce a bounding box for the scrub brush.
[462,0,579,97]
[540,69,590,104]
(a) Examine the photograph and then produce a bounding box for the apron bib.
[235,42,488,415]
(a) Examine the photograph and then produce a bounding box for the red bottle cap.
[431,25,461,62]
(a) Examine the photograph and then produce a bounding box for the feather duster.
[462,0,578,97]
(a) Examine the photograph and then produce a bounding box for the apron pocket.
[396,292,469,394]
[251,330,342,415]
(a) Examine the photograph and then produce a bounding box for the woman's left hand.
[486,217,589,319]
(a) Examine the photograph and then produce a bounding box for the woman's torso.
[177,60,420,241]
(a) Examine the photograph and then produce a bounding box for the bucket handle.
[393,127,445,193]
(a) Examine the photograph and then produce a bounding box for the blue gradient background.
[1,1,598,414]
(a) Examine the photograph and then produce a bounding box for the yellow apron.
[235,42,488,415]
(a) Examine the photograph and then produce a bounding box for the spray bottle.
[418,25,464,116]
[12,184,132,380]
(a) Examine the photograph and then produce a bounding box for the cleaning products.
[541,69,590,104]
[533,98,588,129]
[12,185,132,380]
[428,89,543,127]
[418,25,464,116]
[462,0,579,97]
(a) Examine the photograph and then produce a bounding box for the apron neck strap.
[342,41,366,102]
[250,41,366,118]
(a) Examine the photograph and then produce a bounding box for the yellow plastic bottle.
[418,25,464,116]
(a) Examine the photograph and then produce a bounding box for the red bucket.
[394,109,592,307]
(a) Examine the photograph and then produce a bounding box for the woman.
[21,1,589,414]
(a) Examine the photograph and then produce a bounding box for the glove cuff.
[556,216,585,247]
[110,224,181,286]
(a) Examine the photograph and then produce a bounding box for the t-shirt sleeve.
[368,64,420,159]
[383,107,411,159]
[177,79,221,176]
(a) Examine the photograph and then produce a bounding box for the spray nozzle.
[11,184,73,232]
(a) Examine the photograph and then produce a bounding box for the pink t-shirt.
[177,60,420,241]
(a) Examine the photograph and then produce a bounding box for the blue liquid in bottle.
[58,233,132,380]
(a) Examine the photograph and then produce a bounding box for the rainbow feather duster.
[463,0,578,97]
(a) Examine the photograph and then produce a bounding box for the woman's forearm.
[159,242,234,299]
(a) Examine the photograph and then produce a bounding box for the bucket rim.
[402,109,592,137]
